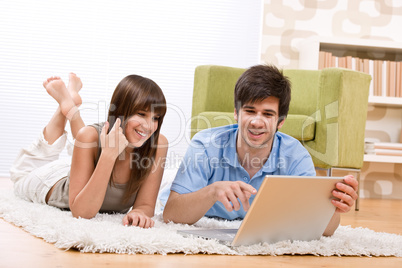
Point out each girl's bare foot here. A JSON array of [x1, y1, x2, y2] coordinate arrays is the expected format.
[[67, 72, 83, 106], [43, 77, 78, 120]]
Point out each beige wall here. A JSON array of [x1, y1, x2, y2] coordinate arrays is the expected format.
[[261, 0, 402, 199]]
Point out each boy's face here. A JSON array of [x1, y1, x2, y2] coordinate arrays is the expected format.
[[234, 97, 285, 150]]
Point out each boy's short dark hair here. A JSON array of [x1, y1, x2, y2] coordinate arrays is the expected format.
[[234, 64, 291, 124]]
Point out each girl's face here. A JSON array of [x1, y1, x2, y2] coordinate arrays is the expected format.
[[124, 110, 160, 148]]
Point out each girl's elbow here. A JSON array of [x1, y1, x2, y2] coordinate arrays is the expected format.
[[71, 207, 96, 219]]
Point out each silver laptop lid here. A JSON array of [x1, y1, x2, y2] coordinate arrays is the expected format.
[[231, 175, 343, 246]]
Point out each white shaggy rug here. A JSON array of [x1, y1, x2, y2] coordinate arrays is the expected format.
[[0, 189, 401, 256]]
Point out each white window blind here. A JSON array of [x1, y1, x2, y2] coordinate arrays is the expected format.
[[0, 0, 262, 176]]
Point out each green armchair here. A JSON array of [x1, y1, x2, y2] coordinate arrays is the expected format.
[[191, 65, 371, 209]]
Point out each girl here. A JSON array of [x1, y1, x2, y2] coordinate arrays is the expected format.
[[10, 73, 168, 228]]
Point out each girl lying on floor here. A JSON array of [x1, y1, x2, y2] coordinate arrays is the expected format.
[[10, 73, 168, 228]]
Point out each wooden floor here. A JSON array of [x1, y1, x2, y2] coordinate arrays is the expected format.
[[1, 178, 401, 268]]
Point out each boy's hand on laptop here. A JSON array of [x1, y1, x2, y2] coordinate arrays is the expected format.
[[212, 181, 257, 212], [331, 175, 358, 213]]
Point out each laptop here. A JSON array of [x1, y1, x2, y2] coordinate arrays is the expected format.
[[177, 175, 343, 246]]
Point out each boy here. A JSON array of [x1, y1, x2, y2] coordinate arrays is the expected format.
[[163, 65, 358, 236]]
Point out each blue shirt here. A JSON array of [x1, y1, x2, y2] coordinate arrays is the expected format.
[[167, 124, 315, 220]]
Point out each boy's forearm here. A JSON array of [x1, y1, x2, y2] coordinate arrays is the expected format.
[[163, 186, 216, 224], [322, 212, 340, 236]]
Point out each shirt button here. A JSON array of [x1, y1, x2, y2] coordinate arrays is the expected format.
[[243, 177, 248, 181]]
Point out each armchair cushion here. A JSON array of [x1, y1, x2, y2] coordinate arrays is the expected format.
[[280, 115, 315, 141]]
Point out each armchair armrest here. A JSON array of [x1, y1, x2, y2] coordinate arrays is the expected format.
[[301, 68, 371, 169]]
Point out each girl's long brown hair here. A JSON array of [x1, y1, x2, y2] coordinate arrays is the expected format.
[[107, 74, 166, 203]]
